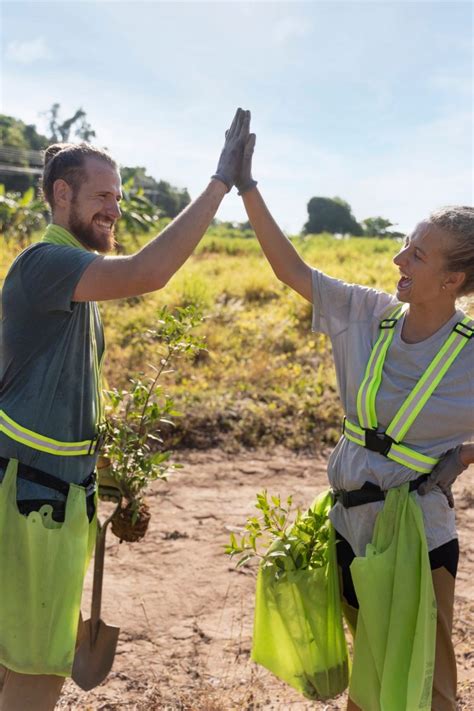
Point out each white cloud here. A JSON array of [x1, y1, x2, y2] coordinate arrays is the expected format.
[[6, 37, 53, 64], [271, 17, 311, 46], [430, 72, 473, 98]]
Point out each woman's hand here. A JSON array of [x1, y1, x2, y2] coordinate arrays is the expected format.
[[418, 445, 468, 507], [211, 108, 250, 192], [235, 133, 258, 195]]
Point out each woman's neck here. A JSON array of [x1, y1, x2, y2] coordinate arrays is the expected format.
[[401, 302, 457, 344]]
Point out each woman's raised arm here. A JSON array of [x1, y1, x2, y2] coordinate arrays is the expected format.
[[237, 135, 312, 303]]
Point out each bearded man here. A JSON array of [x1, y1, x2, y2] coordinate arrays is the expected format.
[[0, 108, 249, 710]]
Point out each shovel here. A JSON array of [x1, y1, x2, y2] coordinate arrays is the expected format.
[[72, 487, 122, 691]]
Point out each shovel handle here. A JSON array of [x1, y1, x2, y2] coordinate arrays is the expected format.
[[90, 497, 122, 629]]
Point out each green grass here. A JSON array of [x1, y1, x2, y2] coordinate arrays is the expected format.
[[4, 225, 468, 452]]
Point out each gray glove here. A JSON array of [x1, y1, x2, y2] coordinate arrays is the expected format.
[[418, 445, 467, 508], [211, 108, 250, 191], [236, 133, 258, 195]]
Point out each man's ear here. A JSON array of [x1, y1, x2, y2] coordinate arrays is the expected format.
[[53, 179, 72, 209]]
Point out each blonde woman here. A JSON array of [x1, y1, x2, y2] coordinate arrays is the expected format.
[[235, 135, 473, 711]]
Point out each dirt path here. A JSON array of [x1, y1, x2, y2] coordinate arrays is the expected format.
[[58, 449, 474, 710]]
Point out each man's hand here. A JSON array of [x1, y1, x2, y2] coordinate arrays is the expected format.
[[211, 108, 250, 191], [236, 133, 258, 195], [418, 445, 468, 507]]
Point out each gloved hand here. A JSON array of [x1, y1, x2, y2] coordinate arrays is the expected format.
[[211, 108, 250, 191], [418, 445, 467, 508], [235, 133, 258, 195]]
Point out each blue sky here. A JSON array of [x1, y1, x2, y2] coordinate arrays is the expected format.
[[1, 1, 472, 234]]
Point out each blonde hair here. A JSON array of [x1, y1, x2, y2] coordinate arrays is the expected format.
[[429, 205, 474, 297]]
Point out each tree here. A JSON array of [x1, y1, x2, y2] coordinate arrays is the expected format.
[[121, 166, 190, 218], [303, 196, 362, 236], [361, 216, 394, 237], [43, 103, 96, 143], [0, 114, 49, 192]]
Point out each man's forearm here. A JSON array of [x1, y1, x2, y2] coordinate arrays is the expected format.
[[242, 188, 312, 301], [131, 179, 227, 292]]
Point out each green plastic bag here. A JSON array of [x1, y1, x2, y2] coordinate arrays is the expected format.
[[0, 459, 97, 676], [349, 483, 437, 711], [251, 489, 349, 700]]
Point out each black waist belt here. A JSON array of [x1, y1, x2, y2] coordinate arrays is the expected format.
[[0, 456, 96, 498], [333, 475, 427, 508], [0, 456, 97, 523]]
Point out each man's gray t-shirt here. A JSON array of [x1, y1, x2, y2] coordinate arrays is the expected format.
[[0, 242, 102, 500], [311, 269, 474, 555]]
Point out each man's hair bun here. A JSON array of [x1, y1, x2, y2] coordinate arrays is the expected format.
[[43, 143, 75, 166]]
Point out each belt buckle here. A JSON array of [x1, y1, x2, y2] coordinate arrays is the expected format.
[[334, 489, 351, 508], [365, 428, 393, 456], [84, 474, 97, 497]]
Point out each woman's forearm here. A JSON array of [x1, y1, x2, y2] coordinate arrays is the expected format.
[[242, 188, 312, 302]]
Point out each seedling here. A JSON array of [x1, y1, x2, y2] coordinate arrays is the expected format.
[[226, 490, 331, 579]]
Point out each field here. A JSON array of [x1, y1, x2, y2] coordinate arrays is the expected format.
[[1, 229, 473, 709], [1, 228, 407, 451], [94, 230, 405, 452]]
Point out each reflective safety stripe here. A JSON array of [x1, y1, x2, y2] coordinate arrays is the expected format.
[[343, 418, 439, 474], [0, 410, 98, 457], [386, 315, 474, 442], [356, 304, 406, 429], [345, 311, 473, 474], [1, 250, 106, 457]]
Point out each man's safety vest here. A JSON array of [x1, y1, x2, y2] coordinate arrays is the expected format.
[[0, 225, 100, 676], [343, 304, 474, 474], [0, 227, 105, 457]]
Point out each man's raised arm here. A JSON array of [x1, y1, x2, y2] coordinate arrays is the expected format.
[[73, 109, 250, 302]]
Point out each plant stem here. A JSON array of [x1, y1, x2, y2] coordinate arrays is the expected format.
[[137, 345, 172, 438]]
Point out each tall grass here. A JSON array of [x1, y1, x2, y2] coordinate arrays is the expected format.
[[4, 226, 464, 451]]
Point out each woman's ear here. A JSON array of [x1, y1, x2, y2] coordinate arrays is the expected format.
[[443, 271, 466, 295]]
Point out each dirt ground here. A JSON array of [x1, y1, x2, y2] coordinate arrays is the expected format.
[[58, 449, 474, 710]]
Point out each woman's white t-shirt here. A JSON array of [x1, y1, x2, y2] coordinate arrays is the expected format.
[[311, 269, 474, 556]]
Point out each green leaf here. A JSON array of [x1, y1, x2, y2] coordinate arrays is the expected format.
[[236, 554, 253, 568], [19, 187, 34, 207]]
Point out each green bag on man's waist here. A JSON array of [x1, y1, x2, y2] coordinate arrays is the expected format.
[[0, 459, 96, 676]]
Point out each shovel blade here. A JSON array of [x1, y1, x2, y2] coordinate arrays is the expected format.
[[71, 618, 120, 691]]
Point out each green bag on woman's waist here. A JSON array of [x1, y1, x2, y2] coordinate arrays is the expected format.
[[0, 459, 96, 676], [252, 489, 349, 700], [349, 483, 437, 711]]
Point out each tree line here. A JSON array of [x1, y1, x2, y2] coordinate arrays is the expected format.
[[0, 106, 401, 238], [303, 196, 403, 239], [0, 106, 190, 220]]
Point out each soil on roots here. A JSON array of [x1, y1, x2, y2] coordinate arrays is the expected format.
[[111, 501, 151, 543]]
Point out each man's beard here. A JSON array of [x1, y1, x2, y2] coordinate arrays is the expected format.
[[69, 202, 116, 254]]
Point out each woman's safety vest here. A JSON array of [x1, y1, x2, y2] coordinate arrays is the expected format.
[[0, 224, 101, 675], [343, 304, 474, 474]]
